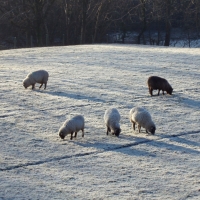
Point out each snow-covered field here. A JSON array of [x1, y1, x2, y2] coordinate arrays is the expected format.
[[0, 44, 200, 199]]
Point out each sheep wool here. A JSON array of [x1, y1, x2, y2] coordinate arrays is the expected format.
[[23, 70, 49, 89], [104, 108, 121, 137], [59, 115, 85, 140], [130, 107, 156, 134], [147, 76, 173, 96]]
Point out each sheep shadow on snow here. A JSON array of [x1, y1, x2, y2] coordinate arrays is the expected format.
[[172, 92, 200, 109], [169, 136, 200, 148], [72, 133, 200, 157], [36, 90, 107, 103], [73, 139, 153, 157], [149, 91, 200, 109], [180, 97, 200, 109]]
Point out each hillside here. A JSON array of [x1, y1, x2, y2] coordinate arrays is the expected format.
[[0, 44, 200, 199]]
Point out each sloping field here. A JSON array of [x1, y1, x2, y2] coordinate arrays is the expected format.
[[0, 44, 200, 199]]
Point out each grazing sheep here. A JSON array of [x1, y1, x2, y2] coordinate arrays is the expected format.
[[23, 70, 49, 89], [147, 76, 173, 96], [104, 108, 121, 137], [59, 115, 85, 140], [130, 107, 156, 134]]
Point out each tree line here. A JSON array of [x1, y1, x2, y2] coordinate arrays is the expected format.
[[0, 0, 199, 49]]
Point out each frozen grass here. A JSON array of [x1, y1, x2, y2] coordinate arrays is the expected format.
[[0, 44, 200, 199]]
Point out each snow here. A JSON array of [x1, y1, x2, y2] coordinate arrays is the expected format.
[[0, 44, 200, 199]]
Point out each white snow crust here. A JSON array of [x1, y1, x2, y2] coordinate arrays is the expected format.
[[0, 44, 200, 199]]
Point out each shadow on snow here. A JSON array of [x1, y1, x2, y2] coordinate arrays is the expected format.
[[36, 90, 107, 103]]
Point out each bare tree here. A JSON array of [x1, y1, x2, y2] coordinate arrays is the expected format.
[[0, 0, 56, 47], [0, 0, 200, 49], [137, 0, 148, 44]]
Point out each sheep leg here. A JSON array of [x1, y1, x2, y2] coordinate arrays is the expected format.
[[157, 90, 160, 96], [106, 126, 111, 135], [44, 83, 47, 89], [138, 125, 141, 133], [74, 132, 77, 138], [162, 90, 165, 95], [132, 122, 136, 130], [81, 129, 84, 137], [149, 88, 153, 96], [146, 129, 148, 133], [32, 84, 35, 89], [39, 83, 43, 89], [70, 132, 74, 140], [106, 128, 109, 135]]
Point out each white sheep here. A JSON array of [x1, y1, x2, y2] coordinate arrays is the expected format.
[[129, 107, 156, 134], [104, 108, 121, 137], [23, 70, 49, 89], [58, 115, 85, 140]]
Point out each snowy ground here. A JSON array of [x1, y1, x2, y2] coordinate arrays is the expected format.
[[0, 44, 200, 199]]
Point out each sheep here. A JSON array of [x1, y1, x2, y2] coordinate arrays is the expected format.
[[147, 76, 173, 96], [129, 107, 156, 134], [23, 70, 49, 89], [58, 115, 85, 140], [104, 108, 121, 137]]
